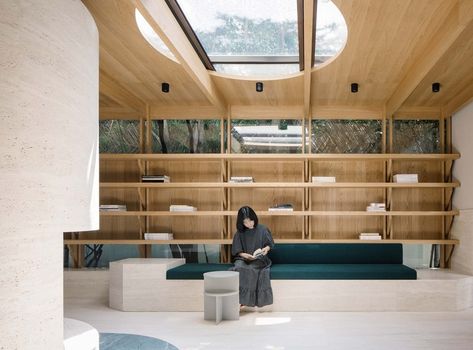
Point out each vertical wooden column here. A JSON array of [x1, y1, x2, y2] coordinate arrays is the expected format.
[[225, 106, 232, 262], [382, 112, 387, 239], [387, 116, 394, 238], [144, 104, 152, 258], [440, 114, 446, 267]]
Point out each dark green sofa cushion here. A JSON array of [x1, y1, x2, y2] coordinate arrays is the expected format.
[[268, 243, 403, 264], [166, 263, 233, 280], [270, 264, 417, 280]]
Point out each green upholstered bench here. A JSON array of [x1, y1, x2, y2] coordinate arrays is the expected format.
[[166, 243, 417, 280]]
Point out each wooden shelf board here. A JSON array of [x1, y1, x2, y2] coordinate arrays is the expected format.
[[64, 239, 459, 245], [100, 182, 460, 189], [100, 153, 460, 161], [99, 210, 459, 217]]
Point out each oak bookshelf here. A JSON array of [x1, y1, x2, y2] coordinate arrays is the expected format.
[[65, 152, 460, 267]]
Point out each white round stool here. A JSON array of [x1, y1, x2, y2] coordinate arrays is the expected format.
[[204, 271, 239, 324], [64, 318, 99, 350]]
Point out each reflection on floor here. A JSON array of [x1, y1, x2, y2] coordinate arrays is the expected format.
[[100, 333, 178, 350], [65, 302, 473, 350]]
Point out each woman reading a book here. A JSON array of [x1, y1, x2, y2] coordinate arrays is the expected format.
[[230, 206, 275, 308]]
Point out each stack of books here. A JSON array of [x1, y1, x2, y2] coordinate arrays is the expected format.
[[142, 175, 170, 183], [100, 204, 127, 212], [144, 233, 173, 240], [268, 203, 294, 212], [312, 176, 336, 183], [366, 203, 386, 212], [359, 233, 382, 240], [229, 176, 254, 183], [393, 174, 418, 183], [169, 205, 197, 212]]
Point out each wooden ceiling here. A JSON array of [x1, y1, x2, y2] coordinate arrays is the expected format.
[[82, 0, 473, 118]]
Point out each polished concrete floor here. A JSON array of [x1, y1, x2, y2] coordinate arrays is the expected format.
[[65, 302, 473, 350]]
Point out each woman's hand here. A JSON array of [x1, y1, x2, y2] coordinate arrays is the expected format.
[[262, 246, 270, 255], [239, 252, 255, 260]]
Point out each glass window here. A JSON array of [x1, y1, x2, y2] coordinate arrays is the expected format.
[[231, 119, 303, 153], [99, 120, 140, 153], [135, 9, 178, 62], [152, 119, 221, 153], [393, 120, 440, 153], [213, 63, 300, 77], [312, 119, 382, 153], [177, 0, 299, 76], [314, 0, 348, 65]]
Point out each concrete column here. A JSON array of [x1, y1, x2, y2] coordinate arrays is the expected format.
[[0, 0, 99, 348], [451, 100, 473, 275]]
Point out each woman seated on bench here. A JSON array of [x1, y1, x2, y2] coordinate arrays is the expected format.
[[230, 206, 275, 308]]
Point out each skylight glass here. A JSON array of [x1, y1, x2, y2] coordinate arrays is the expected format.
[[213, 64, 300, 77], [135, 9, 178, 63], [315, 0, 347, 64], [177, 0, 299, 56]]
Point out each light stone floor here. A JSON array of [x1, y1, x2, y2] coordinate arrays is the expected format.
[[65, 302, 473, 350]]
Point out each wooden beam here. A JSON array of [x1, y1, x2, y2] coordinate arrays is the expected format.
[[394, 106, 442, 119], [150, 105, 221, 119], [99, 107, 142, 120], [303, 0, 316, 120], [385, 1, 472, 117], [231, 105, 304, 119], [313, 105, 383, 119], [100, 70, 145, 114], [133, 0, 227, 114], [443, 76, 473, 116]]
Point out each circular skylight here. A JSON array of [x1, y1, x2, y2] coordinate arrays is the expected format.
[[135, 9, 178, 63]]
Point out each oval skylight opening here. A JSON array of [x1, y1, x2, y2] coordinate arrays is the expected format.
[[315, 0, 347, 65], [175, 0, 347, 77], [135, 9, 179, 63]]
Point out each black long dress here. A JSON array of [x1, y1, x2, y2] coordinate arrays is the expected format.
[[230, 224, 275, 307]]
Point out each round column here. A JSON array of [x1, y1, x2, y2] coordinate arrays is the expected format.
[[0, 0, 99, 348]]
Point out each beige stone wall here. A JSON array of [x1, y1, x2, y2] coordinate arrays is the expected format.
[[0, 0, 98, 348], [451, 100, 473, 275]]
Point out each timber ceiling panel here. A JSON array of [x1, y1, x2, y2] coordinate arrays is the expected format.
[[85, 0, 473, 115], [82, 0, 211, 106], [311, 0, 455, 106], [404, 21, 473, 107]]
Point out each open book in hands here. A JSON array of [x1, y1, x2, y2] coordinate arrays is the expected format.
[[252, 248, 264, 258]]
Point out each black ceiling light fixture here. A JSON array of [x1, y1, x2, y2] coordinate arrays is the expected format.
[[351, 83, 359, 93], [162, 82, 170, 93], [432, 82, 440, 93], [256, 82, 264, 92]]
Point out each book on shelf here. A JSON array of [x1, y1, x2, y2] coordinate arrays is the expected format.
[[229, 176, 254, 183], [393, 174, 418, 183], [268, 203, 294, 212], [366, 202, 386, 212], [359, 233, 382, 240], [100, 204, 127, 212], [312, 176, 336, 183], [141, 175, 170, 183], [169, 204, 197, 212], [144, 233, 173, 240]]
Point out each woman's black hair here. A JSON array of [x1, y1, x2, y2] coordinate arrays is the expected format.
[[236, 206, 258, 232]]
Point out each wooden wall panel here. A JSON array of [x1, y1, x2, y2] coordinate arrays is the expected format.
[[311, 217, 384, 239], [311, 160, 384, 182], [230, 217, 303, 240]]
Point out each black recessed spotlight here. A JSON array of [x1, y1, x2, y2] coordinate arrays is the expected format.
[[432, 82, 440, 93], [351, 83, 359, 93], [256, 81, 264, 92], [162, 82, 170, 93]]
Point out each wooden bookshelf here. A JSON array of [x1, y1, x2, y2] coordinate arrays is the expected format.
[[64, 239, 459, 245], [64, 152, 460, 266]]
